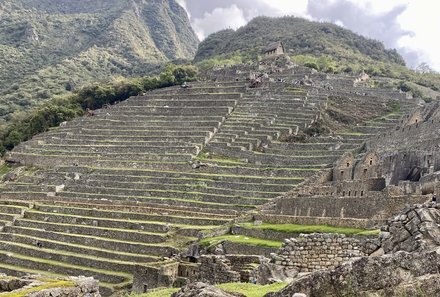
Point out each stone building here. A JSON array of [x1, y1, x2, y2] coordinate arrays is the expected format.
[[264, 41, 285, 56]]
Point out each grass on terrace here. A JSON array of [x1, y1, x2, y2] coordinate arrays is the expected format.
[[0, 279, 75, 297], [239, 223, 380, 236], [135, 282, 287, 297], [199, 235, 283, 248]]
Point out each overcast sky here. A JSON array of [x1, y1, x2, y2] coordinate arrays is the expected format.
[[176, 0, 440, 72]]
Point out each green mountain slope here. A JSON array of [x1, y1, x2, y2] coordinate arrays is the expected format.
[[0, 0, 198, 119], [195, 16, 405, 66]]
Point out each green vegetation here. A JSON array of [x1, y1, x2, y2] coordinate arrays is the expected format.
[[134, 282, 287, 297], [0, 0, 198, 119], [0, 64, 197, 155], [217, 282, 288, 297], [195, 16, 440, 97], [199, 235, 283, 248], [195, 16, 404, 66], [240, 223, 380, 236], [0, 279, 74, 297]]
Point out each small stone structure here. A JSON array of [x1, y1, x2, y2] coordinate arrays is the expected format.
[[198, 256, 241, 284], [264, 41, 285, 56], [272, 234, 368, 272], [133, 255, 241, 294]]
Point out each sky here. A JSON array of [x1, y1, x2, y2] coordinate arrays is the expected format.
[[176, 0, 440, 72]]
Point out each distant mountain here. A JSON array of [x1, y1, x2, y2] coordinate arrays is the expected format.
[[0, 0, 198, 119], [195, 16, 405, 66]]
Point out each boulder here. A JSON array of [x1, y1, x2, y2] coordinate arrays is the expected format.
[[253, 260, 298, 285], [381, 204, 440, 253], [171, 282, 245, 297], [265, 248, 440, 297]]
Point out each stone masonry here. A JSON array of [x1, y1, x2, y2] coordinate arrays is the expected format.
[[198, 255, 240, 285], [272, 233, 366, 272]]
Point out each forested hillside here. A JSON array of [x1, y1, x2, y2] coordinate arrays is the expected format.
[[195, 16, 404, 66], [195, 16, 440, 96], [0, 0, 199, 119]]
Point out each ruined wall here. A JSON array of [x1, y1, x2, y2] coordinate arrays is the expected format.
[[271, 234, 369, 272], [132, 263, 179, 294], [197, 255, 240, 285]]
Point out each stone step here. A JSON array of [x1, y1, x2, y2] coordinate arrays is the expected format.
[[74, 173, 300, 191], [70, 119, 224, 127], [55, 167, 305, 185], [33, 135, 209, 144], [27, 138, 207, 146], [0, 205, 26, 215], [10, 151, 193, 162], [137, 93, 242, 100], [0, 249, 129, 284], [151, 86, 246, 94], [3, 225, 177, 256], [119, 100, 238, 107], [24, 210, 170, 233], [58, 188, 270, 207], [0, 232, 159, 264], [1, 189, 250, 216], [14, 218, 168, 244], [80, 180, 280, 198], [0, 213, 17, 221], [33, 204, 230, 226], [0, 240, 138, 274], [49, 127, 215, 134]]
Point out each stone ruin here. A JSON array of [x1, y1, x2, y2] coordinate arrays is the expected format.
[[0, 54, 438, 296], [263, 204, 440, 297]]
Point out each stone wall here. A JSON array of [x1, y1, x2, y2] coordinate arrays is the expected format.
[[267, 249, 440, 297], [132, 263, 179, 294], [269, 193, 428, 225], [198, 255, 240, 285], [271, 233, 367, 272]]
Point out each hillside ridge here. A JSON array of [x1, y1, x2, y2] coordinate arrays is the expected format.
[[195, 16, 404, 66], [0, 0, 198, 120]]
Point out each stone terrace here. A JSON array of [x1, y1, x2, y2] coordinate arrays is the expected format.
[[0, 67, 416, 294]]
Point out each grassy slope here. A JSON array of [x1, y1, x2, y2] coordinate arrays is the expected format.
[[239, 223, 379, 236], [0, 0, 198, 120], [135, 282, 287, 297]]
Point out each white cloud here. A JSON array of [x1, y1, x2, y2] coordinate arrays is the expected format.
[[176, 0, 440, 71], [175, 0, 190, 17], [397, 1, 440, 70], [192, 5, 247, 40], [335, 19, 344, 27], [259, 0, 310, 18]]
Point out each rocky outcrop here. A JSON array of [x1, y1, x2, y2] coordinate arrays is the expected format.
[[28, 277, 100, 297], [266, 249, 440, 297], [171, 282, 245, 297], [380, 204, 440, 253], [252, 260, 298, 285], [0, 276, 100, 297]]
